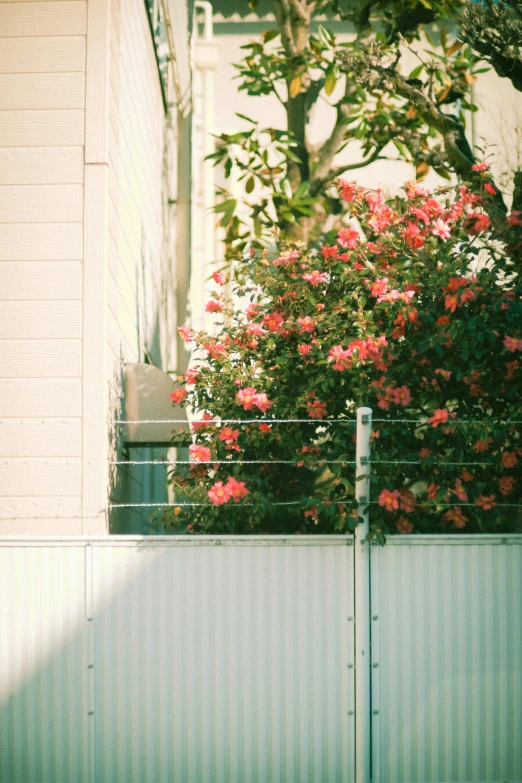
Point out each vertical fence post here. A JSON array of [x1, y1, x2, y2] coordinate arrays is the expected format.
[[355, 406, 372, 783]]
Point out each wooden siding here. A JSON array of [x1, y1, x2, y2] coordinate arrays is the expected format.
[[0, 0, 85, 533], [107, 0, 172, 532]]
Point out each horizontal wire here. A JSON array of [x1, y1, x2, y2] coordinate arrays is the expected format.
[[114, 418, 357, 425], [0, 458, 355, 466], [373, 460, 496, 467], [372, 418, 522, 425], [370, 501, 522, 508]]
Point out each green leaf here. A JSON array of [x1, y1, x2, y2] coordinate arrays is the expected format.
[[245, 175, 255, 194], [262, 29, 279, 43], [235, 113, 257, 124], [409, 64, 424, 80], [324, 65, 337, 96]]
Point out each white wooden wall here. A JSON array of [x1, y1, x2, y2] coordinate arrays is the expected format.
[[106, 0, 176, 533], [0, 0, 179, 535], [0, 0, 86, 534]]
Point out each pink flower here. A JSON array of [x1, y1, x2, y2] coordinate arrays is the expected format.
[[208, 481, 231, 505], [302, 270, 329, 285], [378, 489, 401, 512], [247, 323, 266, 337], [212, 271, 225, 285], [450, 479, 468, 502], [170, 388, 188, 405], [399, 488, 416, 513], [328, 345, 352, 371], [219, 427, 240, 445], [392, 385, 411, 407], [237, 387, 258, 410], [467, 212, 491, 234], [253, 393, 273, 413], [338, 179, 359, 202], [472, 162, 489, 172], [205, 300, 223, 313], [432, 218, 451, 240], [337, 227, 359, 249], [272, 250, 299, 267], [185, 368, 200, 385], [369, 278, 388, 298], [504, 335, 522, 352], [226, 476, 249, 502], [476, 494, 497, 510], [178, 323, 191, 342], [365, 189, 384, 211], [428, 408, 449, 427], [189, 443, 211, 462], [298, 343, 312, 357], [263, 312, 284, 332], [297, 316, 315, 333]]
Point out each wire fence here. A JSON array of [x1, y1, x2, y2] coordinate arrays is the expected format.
[[1, 411, 521, 514]]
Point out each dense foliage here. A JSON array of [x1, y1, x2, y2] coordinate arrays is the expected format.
[[168, 173, 522, 540]]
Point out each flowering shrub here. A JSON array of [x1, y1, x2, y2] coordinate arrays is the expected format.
[[167, 175, 522, 540]]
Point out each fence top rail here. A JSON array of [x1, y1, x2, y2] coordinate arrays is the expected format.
[[0, 534, 355, 547], [0, 534, 521, 547]]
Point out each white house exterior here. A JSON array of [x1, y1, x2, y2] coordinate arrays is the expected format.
[[0, 0, 194, 535]]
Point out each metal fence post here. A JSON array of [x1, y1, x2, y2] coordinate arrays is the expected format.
[[355, 406, 372, 783]]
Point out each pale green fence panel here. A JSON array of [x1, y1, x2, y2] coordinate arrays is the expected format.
[[371, 535, 522, 783], [92, 536, 355, 783]]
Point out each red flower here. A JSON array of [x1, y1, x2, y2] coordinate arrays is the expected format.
[[378, 489, 401, 512], [170, 388, 188, 405], [474, 439, 492, 452], [397, 517, 414, 534], [427, 483, 440, 500], [306, 399, 328, 419], [503, 335, 522, 352], [398, 488, 416, 512], [472, 162, 489, 172], [219, 427, 240, 445], [498, 476, 516, 496], [258, 423, 272, 433], [205, 299, 223, 313], [476, 494, 497, 510], [298, 344, 313, 357], [428, 408, 449, 427], [443, 507, 468, 528], [501, 451, 518, 469], [321, 245, 338, 259], [212, 271, 225, 285], [263, 312, 284, 332]]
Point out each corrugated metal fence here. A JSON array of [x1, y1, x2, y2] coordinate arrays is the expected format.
[[0, 534, 521, 783]]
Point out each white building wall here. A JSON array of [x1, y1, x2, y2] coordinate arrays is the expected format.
[[0, 0, 183, 535], [0, 0, 87, 534]]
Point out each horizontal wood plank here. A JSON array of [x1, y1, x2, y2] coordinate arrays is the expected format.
[[0, 147, 84, 184], [0, 223, 82, 260], [0, 1, 86, 37], [0, 338, 81, 376], [0, 36, 86, 73], [0, 300, 81, 338], [0, 377, 81, 417], [0, 260, 82, 299], [0, 110, 84, 147], [0, 461, 81, 496], [0, 420, 81, 456], [0, 185, 83, 222], [0, 72, 85, 110]]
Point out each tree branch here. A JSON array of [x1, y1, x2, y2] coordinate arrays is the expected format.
[[273, 0, 296, 57], [382, 67, 508, 213]]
